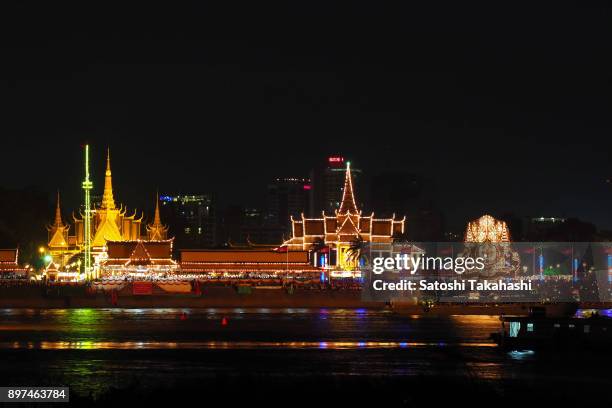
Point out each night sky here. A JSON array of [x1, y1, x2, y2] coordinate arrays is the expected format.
[[1, 1, 611, 230]]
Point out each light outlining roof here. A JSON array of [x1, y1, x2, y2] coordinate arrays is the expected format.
[[147, 191, 169, 240], [281, 161, 405, 252], [338, 161, 359, 215], [100, 147, 116, 210], [465, 214, 511, 243], [52, 190, 65, 229], [47, 190, 69, 248]]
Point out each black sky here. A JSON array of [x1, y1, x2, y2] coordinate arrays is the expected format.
[[1, 1, 611, 230]]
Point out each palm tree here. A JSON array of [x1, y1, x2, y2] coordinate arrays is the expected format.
[[345, 236, 365, 267], [392, 231, 410, 243]]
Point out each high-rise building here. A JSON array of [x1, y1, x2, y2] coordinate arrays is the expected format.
[[524, 216, 597, 241], [370, 171, 443, 241], [309, 156, 362, 216], [160, 194, 217, 248], [370, 171, 423, 217], [267, 177, 310, 228], [219, 206, 286, 246]]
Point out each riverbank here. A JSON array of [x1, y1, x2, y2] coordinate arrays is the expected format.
[[0, 285, 583, 316]]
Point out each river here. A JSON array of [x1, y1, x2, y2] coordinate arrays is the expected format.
[[0, 308, 610, 406]]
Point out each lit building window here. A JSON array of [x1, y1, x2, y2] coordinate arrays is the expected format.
[[527, 323, 534, 332], [509, 322, 521, 337]]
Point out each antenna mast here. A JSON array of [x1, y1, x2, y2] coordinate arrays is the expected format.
[[82, 145, 93, 280]]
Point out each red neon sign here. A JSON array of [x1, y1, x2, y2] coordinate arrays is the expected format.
[[328, 156, 344, 164]]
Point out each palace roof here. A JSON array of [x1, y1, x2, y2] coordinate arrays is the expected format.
[[0, 249, 18, 263], [283, 162, 404, 249], [180, 249, 320, 273], [68, 148, 144, 249], [146, 192, 169, 241], [47, 191, 69, 249], [0, 249, 26, 273], [102, 239, 177, 267]]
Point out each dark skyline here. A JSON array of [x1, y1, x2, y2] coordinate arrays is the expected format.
[[1, 1, 611, 230]]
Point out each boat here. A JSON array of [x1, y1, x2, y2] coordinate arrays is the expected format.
[[491, 308, 612, 350]]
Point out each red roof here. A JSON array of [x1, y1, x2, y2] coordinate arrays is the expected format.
[[106, 240, 173, 259], [0, 249, 17, 263], [181, 263, 321, 273], [102, 240, 176, 267], [0, 249, 25, 273], [180, 250, 309, 263]]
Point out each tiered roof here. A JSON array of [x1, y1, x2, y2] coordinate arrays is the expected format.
[[47, 191, 69, 249], [146, 192, 169, 240], [0, 249, 27, 274], [283, 162, 404, 249], [91, 150, 124, 246], [102, 239, 177, 267]]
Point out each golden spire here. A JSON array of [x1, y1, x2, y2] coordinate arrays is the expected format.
[[147, 191, 168, 240], [48, 190, 68, 248], [153, 191, 162, 225], [338, 161, 358, 214], [53, 190, 65, 228], [101, 147, 116, 210]]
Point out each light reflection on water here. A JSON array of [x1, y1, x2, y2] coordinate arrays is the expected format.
[[508, 350, 536, 360], [0, 307, 500, 349], [2, 340, 496, 350], [2, 308, 612, 400]]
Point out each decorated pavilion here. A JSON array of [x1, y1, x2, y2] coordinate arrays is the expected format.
[[463, 215, 518, 277], [0, 249, 27, 278], [180, 248, 320, 277], [46, 149, 147, 276], [47, 191, 80, 266], [84, 149, 144, 252], [281, 162, 405, 270], [464, 214, 511, 243], [99, 239, 178, 278]]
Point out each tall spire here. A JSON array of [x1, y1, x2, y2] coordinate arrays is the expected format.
[[154, 191, 162, 225], [101, 147, 116, 210], [338, 161, 358, 214], [48, 189, 68, 249], [147, 191, 168, 240], [53, 190, 64, 228]]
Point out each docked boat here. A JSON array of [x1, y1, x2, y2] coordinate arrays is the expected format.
[[491, 309, 612, 350]]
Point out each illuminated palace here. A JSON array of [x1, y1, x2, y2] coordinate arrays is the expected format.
[[464, 214, 511, 243], [282, 162, 405, 271], [463, 214, 518, 277], [100, 195, 178, 278], [47, 149, 168, 277]]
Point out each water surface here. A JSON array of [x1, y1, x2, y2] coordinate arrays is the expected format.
[[0, 308, 610, 405]]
